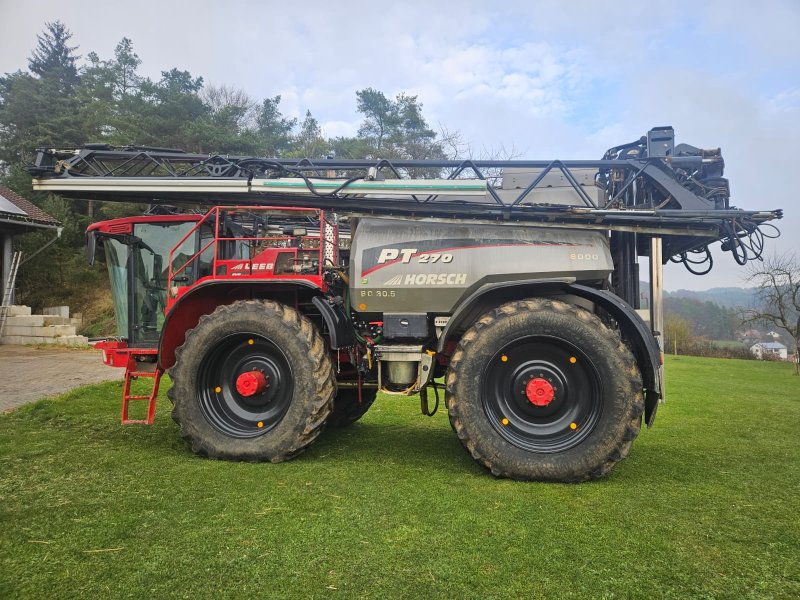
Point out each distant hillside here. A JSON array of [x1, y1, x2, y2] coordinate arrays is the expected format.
[[665, 287, 759, 309], [639, 284, 758, 309], [638, 284, 757, 341], [663, 296, 739, 340]]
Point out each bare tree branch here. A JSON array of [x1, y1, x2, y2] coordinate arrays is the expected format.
[[201, 84, 258, 129], [742, 252, 800, 374]]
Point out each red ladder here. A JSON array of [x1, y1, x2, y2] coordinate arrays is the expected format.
[[122, 358, 163, 425]]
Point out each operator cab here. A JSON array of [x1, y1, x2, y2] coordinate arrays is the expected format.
[[87, 215, 205, 347], [86, 207, 334, 347]]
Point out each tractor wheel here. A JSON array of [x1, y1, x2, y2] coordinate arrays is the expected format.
[[168, 300, 335, 461], [446, 298, 643, 482], [327, 387, 378, 428]]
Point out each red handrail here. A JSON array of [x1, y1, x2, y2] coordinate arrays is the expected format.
[[167, 207, 219, 289], [166, 206, 327, 292]]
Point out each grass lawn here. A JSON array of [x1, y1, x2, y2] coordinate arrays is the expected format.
[[1, 356, 798, 598]]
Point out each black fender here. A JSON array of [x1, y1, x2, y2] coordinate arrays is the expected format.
[[311, 296, 356, 349], [568, 284, 662, 427], [438, 279, 662, 427], [436, 277, 575, 353]]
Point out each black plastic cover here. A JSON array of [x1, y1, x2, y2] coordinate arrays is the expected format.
[[312, 296, 356, 349], [383, 313, 429, 339]]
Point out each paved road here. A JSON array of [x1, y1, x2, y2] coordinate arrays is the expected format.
[[0, 345, 123, 412]]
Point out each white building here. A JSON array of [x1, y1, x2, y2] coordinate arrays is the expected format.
[[750, 342, 788, 360]]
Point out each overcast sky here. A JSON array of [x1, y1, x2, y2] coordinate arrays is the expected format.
[[1, 0, 798, 290]]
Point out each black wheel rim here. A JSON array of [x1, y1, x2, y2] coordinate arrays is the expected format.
[[482, 335, 602, 453], [198, 333, 294, 438]]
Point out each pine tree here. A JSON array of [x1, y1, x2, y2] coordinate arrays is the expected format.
[[27, 21, 80, 92]]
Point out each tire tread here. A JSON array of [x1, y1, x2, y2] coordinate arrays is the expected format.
[[446, 298, 644, 482]]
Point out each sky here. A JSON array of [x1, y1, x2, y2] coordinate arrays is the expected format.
[[1, 0, 798, 290]]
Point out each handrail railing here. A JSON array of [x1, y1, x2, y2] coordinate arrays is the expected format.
[[166, 206, 326, 295], [167, 207, 219, 288]]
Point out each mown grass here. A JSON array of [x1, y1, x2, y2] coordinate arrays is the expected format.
[[1, 356, 798, 599]]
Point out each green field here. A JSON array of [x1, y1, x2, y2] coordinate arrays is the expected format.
[[1, 356, 798, 598]]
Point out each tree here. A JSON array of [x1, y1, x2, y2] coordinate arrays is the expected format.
[[256, 95, 296, 156], [391, 92, 442, 159], [356, 88, 394, 153], [327, 135, 372, 160], [110, 38, 142, 100], [741, 253, 800, 374], [76, 51, 117, 141], [75, 37, 148, 145], [354, 88, 444, 163], [141, 69, 206, 150], [0, 22, 83, 163], [289, 110, 328, 158], [185, 84, 258, 154], [664, 296, 738, 341], [27, 21, 80, 92], [664, 314, 694, 355], [202, 85, 255, 125]]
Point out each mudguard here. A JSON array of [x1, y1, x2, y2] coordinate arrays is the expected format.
[[157, 279, 320, 371], [567, 284, 662, 427], [311, 296, 356, 349]]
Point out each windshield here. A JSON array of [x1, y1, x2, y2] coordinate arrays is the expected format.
[[131, 222, 196, 345]]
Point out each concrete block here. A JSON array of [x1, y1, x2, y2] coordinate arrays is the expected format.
[[1, 334, 88, 346], [6, 305, 31, 317], [4, 315, 44, 327], [41, 325, 77, 337], [55, 335, 89, 346], [3, 325, 35, 336], [6, 324, 75, 337], [42, 306, 70, 318], [42, 316, 72, 326], [0, 335, 52, 345]]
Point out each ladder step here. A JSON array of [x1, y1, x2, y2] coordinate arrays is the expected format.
[[121, 365, 163, 425]]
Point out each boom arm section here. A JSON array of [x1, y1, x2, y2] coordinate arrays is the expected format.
[[28, 127, 781, 265]]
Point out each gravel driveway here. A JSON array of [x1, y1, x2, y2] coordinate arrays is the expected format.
[[0, 345, 123, 412]]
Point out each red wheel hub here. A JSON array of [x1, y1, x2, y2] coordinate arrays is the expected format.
[[235, 370, 268, 397], [525, 377, 555, 406]]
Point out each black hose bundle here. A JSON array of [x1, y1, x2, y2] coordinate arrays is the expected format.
[[669, 247, 714, 275], [671, 219, 781, 274]]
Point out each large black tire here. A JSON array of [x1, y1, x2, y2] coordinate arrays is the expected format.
[[168, 300, 335, 461], [327, 387, 378, 428], [446, 298, 643, 482]]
